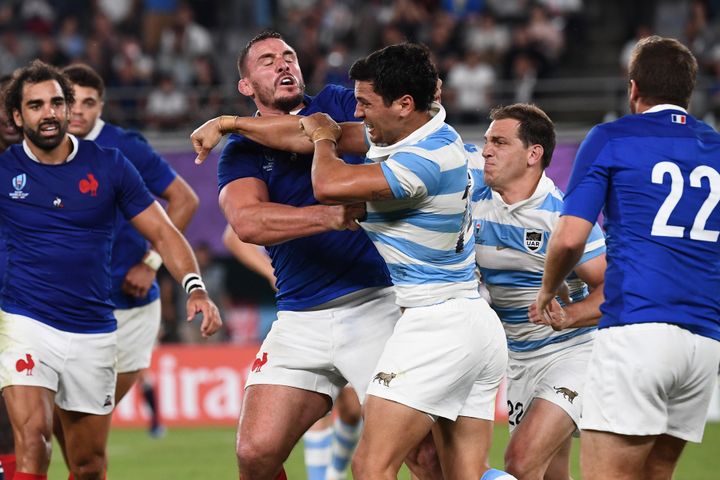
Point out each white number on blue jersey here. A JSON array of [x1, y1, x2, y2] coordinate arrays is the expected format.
[[651, 161, 720, 241]]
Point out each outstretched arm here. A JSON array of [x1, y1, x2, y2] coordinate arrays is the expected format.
[[191, 115, 368, 164], [131, 202, 222, 338]]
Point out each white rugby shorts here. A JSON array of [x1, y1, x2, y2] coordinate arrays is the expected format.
[[0, 310, 117, 415], [115, 299, 161, 373], [580, 323, 720, 442], [245, 287, 400, 404], [506, 340, 593, 433], [366, 297, 508, 421]]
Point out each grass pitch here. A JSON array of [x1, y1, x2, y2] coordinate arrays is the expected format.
[[48, 422, 720, 479]]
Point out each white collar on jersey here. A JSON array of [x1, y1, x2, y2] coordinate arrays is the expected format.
[[23, 134, 80, 164], [366, 102, 446, 161], [643, 104, 688, 114], [84, 118, 105, 141], [491, 173, 555, 212]]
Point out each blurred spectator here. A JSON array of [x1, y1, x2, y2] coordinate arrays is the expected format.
[[145, 73, 190, 130], [20, 0, 55, 35], [464, 12, 511, 63], [142, 0, 179, 54], [441, 0, 486, 18], [526, 3, 565, 67], [619, 24, 652, 74], [57, 16, 86, 61], [446, 50, 496, 122], [190, 55, 223, 119], [486, 0, 529, 22], [0, 32, 33, 76], [157, 3, 212, 85], [511, 52, 538, 103], [36, 34, 70, 67]]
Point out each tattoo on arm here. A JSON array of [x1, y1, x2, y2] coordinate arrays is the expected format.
[[371, 188, 394, 201]]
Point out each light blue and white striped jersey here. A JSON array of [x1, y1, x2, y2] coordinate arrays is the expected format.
[[469, 146, 606, 358], [362, 106, 479, 307]]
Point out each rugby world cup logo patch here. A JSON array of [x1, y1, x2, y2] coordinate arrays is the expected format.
[[524, 229, 544, 252], [9, 173, 29, 199]]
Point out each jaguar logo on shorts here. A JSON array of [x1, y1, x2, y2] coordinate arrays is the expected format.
[[373, 372, 396, 387], [251, 352, 268, 373], [553, 386, 578, 404], [103, 395, 113, 407], [15, 353, 35, 376], [524, 229, 544, 252]]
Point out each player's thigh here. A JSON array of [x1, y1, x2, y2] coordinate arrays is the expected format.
[[643, 434, 686, 478], [580, 430, 656, 480], [55, 409, 112, 468], [505, 398, 576, 467], [237, 384, 332, 458], [114, 299, 161, 374], [1, 385, 55, 442], [0, 396, 14, 453], [432, 415, 494, 479], [356, 394, 434, 470]]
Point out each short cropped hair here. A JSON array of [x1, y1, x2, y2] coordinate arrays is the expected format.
[[62, 64, 105, 98], [237, 30, 284, 78], [4, 60, 75, 128], [349, 43, 438, 112], [490, 103, 556, 169], [628, 36, 697, 109]]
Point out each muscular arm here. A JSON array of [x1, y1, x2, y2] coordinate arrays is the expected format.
[[311, 140, 393, 204], [131, 202, 221, 337], [191, 115, 368, 164], [160, 175, 199, 232], [220, 177, 365, 246], [222, 224, 277, 289]]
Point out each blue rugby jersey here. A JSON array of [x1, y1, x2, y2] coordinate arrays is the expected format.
[[86, 120, 177, 309], [218, 84, 391, 311], [469, 145, 605, 357], [363, 106, 478, 307], [0, 137, 155, 333], [563, 105, 720, 341]]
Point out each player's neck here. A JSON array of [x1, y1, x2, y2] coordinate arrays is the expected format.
[[256, 103, 303, 117], [496, 173, 542, 205], [390, 111, 432, 145], [26, 134, 73, 165]]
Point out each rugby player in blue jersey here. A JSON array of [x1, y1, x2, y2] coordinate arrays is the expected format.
[[538, 36, 720, 480], [195, 32, 399, 480], [0, 74, 21, 480], [62, 64, 198, 436], [0, 60, 221, 480]]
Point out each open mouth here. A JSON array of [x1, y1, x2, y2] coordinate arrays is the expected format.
[[39, 122, 60, 136], [276, 75, 296, 87]]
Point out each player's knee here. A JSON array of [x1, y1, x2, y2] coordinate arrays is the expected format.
[[15, 423, 52, 463], [504, 444, 539, 479], [235, 435, 283, 476]]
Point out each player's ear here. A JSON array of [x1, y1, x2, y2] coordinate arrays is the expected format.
[[396, 94, 414, 117], [238, 78, 253, 97], [12, 109, 23, 129], [528, 144, 544, 167]]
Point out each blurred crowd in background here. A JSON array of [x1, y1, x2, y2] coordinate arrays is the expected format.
[[2, 0, 720, 129]]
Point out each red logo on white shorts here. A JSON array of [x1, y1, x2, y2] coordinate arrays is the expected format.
[[16, 353, 35, 376], [251, 352, 268, 373]]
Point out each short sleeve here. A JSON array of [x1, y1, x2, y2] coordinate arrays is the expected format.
[[120, 131, 177, 196], [381, 151, 441, 199], [218, 135, 267, 192], [114, 150, 155, 220]]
